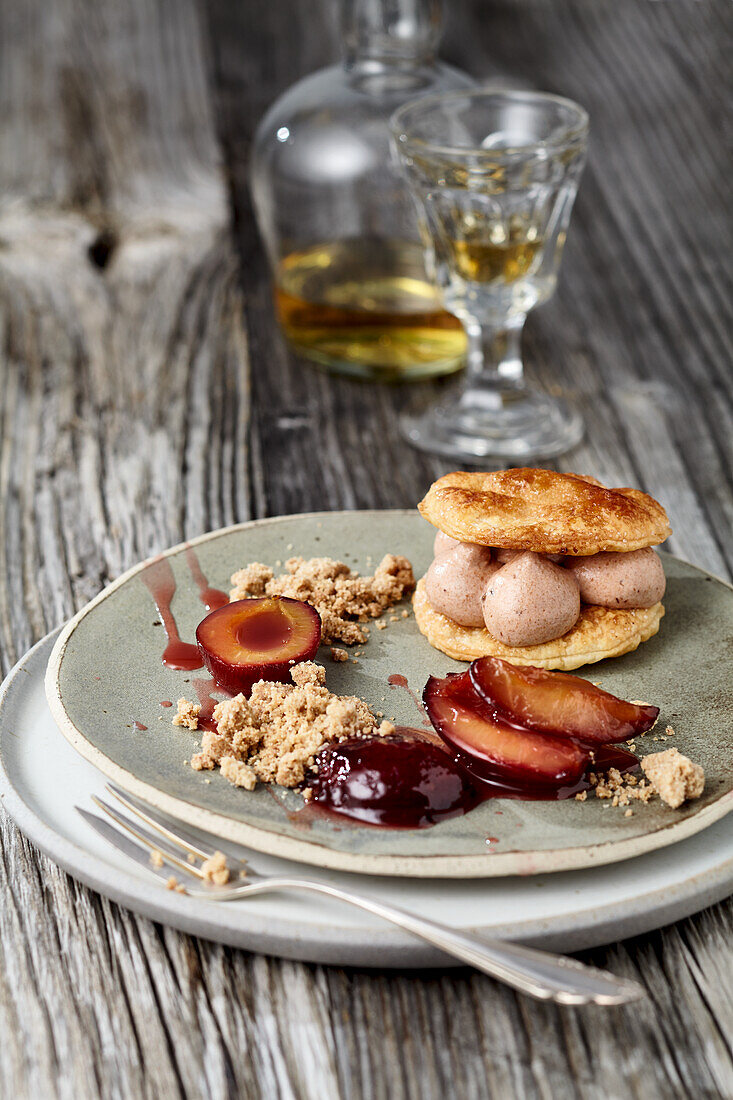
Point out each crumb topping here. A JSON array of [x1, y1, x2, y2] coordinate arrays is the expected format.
[[229, 554, 415, 644], [589, 767, 655, 807], [641, 749, 704, 809], [173, 698, 201, 730], [219, 757, 258, 790], [187, 660, 392, 789], [330, 647, 348, 662], [201, 851, 230, 886]]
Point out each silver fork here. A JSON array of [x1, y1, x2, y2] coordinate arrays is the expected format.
[[77, 784, 644, 1006]]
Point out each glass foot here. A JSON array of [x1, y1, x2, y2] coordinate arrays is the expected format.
[[400, 387, 584, 461]]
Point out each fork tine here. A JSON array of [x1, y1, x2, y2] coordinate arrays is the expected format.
[[76, 808, 196, 889], [106, 783, 210, 861], [106, 783, 249, 869], [91, 795, 205, 880]]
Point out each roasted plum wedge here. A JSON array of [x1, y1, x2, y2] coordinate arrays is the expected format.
[[196, 596, 321, 696], [424, 670, 591, 790], [469, 657, 659, 745]]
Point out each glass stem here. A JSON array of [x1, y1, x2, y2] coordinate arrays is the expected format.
[[464, 316, 526, 393]]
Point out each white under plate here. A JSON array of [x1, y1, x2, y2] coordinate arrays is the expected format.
[[1, 630, 732, 966]]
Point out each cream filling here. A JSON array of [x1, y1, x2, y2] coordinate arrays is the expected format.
[[426, 545, 665, 647]]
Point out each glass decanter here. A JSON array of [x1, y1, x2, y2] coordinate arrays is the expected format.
[[250, 0, 473, 381]]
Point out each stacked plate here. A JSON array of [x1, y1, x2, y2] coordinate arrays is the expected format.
[[2, 512, 731, 965]]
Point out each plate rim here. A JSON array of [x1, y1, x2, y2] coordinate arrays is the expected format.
[[3, 630, 733, 962], [43, 511, 733, 879]]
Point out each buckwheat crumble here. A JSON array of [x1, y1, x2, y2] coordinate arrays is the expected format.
[[641, 749, 704, 809], [219, 757, 258, 790], [589, 768, 655, 808], [201, 851, 230, 886], [173, 698, 201, 729], [330, 647, 348, 662], [228, 554, 415, 644], [186, 661, 394, 790]]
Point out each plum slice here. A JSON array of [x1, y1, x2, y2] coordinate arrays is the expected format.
[[424, 671, 590, 790], [469, 657, 659, 745], [196, 597, 321, 696]]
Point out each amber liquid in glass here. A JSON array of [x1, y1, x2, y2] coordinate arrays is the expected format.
[[449, 237, 543, 285], [275, 239, 467, 381]]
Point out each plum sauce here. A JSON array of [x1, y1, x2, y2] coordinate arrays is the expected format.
[[309, 731, 481, 828]]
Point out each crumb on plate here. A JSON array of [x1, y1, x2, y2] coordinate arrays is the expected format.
[[228, 554, 415, 644], [590, 768, 654, 808], [201, 850, 230, 886], [173, 698, 201, 730], [641, 748, 704, 809]]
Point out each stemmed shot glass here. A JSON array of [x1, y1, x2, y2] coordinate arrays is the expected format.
[[390, 89, 589, 460]]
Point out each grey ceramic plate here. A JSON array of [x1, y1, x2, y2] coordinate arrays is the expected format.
[[5, 631, 733, 963], [45, 511, 733, 878], [6, 633, 733, 962]]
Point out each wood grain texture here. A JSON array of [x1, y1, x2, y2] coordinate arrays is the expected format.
[[1, 0, 732, 1097]]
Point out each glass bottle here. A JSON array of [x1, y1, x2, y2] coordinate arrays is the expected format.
[[250, 0, 473, 381]]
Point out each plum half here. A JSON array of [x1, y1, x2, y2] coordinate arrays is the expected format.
[[196, 597, 321, 696], [469, 657, 659, 745], [424, 671, 591, 791]]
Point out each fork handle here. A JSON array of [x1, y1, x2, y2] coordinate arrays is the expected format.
[[216, 876, 642, 1004]]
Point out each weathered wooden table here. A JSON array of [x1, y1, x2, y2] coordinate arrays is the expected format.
[[1, 1, 731, 1096]]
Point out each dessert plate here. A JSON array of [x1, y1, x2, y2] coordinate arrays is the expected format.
[[44, 511, 733, 878], [4, 632, 733, 962]]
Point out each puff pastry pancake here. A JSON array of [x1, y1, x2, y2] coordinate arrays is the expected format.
[[413, 578, 664, 671], [418, 469, 671, 556]]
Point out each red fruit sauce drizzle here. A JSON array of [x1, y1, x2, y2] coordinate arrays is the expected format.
[[142, 556, 203, 670], [132, 720, 148, 731], [184, 547, 229, 612], [191, 676, 229, 733], [160, 700, 173, 708], [308, 727, 482, 828], [388, 673, 433, 728]]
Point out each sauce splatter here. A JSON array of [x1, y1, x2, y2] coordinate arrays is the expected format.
[[388, 673, 432, 728], [184, 547, 229, 612], [192, 676, 229, 732], [141, 557, 203, 671]]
